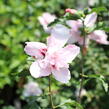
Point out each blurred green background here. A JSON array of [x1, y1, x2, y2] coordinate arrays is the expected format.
[[0, 0, 109, 109]]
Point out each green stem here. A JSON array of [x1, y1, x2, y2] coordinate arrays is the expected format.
[[78, 20, 86, 103], [99, 0, 103, 5], [49, 75, 54, 109]]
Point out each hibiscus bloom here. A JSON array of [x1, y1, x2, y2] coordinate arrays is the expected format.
[[38, 12, 56, 32], [24, 36, 80, 83], [51, 10, 109, 46]]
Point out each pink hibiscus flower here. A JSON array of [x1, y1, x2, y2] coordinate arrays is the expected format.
[[24, 36, 80, 83], [51, 10, 109, 46]]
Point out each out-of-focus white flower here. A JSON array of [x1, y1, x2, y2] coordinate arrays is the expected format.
[[75, 88, 87, 97], [88, 0, 98, 6], [38, 12, 56, 32], [14, 99, 21, 109], [23, 81, 42, 97]]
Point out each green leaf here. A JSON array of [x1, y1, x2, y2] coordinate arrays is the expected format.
[[85, 74, 101, 79], [86, 74, 108, 92], [48, 17, 71, 29], [2, 106, 15, 109], [85, 26, 95, 34], [102, 27, 109, 32], [18, 72, 30, 77], [91, 7, 107, 13], [54, 99, 83, 109], [64, 12, 83, 20], [100, 78, 108, 92], [48, 19, 59, 27], [27, 57, 35, 61], [23, 102, 41, 109]]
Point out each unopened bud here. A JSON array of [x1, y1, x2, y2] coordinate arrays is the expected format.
[[65, 8, 77, 14]]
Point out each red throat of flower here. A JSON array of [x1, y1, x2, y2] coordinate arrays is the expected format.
[[40, 48, 47, 57]]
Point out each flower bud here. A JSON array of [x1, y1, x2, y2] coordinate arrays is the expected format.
[[65, 8, 77, 14]]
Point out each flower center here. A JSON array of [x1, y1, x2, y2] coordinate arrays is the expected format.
[[40, 48, 47, 57]]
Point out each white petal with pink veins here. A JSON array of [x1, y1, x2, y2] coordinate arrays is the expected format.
[[51, 24, 71, 47], [52, 68, 71, 83], [38, 12, 56, 26], [57, 44, 80, 63], [66, 20, 82, 31], [42, 13, 56, 25], [30, 61, 51, 78], [47, 36, 67, 53], [38, 13, 56, 32], [66, 20, 82, 44], [84, 12, 97, 27], [88, 30, 109, 44], [24, 42, 47, 59]]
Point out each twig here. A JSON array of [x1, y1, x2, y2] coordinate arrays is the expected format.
[[49, 75, 55, 109], [78, 20, 86, 103]]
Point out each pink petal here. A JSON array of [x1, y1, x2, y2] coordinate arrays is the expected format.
[[45, 51, 69, 70], [30, 61, 51, 78], [51, 24, 71, 47], [38, 16, 51, 33], [38, 12, 56, 27], [47, 36, 67, 53], [42, 13, 56, 24], [56, 44, 80, 64], [88, 30, 109, 44], [52, 68, 71, 83], [24, 42, 47, 59], [84, 12, 97, 27], [38, 13, 56, 32], [47, 36, 61, 49], [66, 20, 82, 31], [66, 20, 82, 43], [67, 36, 79, 44]]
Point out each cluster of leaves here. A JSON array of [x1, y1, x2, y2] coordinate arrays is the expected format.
[[0, 0, 109, 109]]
